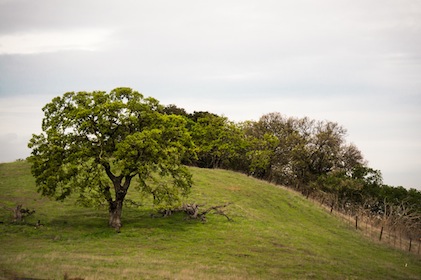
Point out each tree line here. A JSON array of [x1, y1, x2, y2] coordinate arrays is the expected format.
[[164, 102, 421, 240], [28, 88, 421, 236]]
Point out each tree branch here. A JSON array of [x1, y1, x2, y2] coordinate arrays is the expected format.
[[159, 202, 233, 222], [101, 161, 116, 182]]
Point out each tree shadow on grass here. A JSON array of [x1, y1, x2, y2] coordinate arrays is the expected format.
[[48, 206, 205, 236]]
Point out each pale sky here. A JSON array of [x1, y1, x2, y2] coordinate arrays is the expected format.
[[0, 0, 420, 190]]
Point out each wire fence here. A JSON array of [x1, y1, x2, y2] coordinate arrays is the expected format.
[[325, 204, 421, 257]]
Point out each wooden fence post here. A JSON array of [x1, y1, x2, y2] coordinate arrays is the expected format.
[[379, 226, 384, 241], [408, 238, 412, 252], [355, 216, 358, 230]]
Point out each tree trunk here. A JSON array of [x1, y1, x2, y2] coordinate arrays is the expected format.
[[101, 163, 133, 232], [109, 200, 123, 232], [108, 186, 129, 233]]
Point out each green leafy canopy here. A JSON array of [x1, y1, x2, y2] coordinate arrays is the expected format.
[[28, 88, 194, 208]]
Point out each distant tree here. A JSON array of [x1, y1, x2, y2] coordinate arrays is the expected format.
[[307, 121, 347, 176], [188, 111, 220, 122], [28, 88, 193, 231], [340, 143, 365, 175], [245, 130, 279, 179], [315, 171, 353, 211], [249, 113, 302, 183], [245, 113, 366, 197], [407, 188, 421, 213], [189, 113, 246, 169], [163, 104, 188, 117]]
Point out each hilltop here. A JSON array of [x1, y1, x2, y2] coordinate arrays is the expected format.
[[0, 161, 420, 279]]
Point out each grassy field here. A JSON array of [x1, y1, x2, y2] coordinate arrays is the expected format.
[[0, 161, 420, 279]]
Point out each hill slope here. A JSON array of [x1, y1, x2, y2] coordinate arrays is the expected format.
[[0, 161, 420, 279]]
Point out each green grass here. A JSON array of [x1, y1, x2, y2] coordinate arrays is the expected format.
[[0, 161, 420, 279]]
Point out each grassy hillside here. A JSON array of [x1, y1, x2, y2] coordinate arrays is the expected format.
[[0, 161, 420, 280]]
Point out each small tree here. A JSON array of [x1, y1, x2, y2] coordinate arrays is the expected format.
[[28, 88, 193, 231]]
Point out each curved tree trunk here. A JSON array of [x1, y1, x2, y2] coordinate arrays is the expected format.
[[102, 162, 133, 232], [109, 200, 124, 232], [108, 187, 129, 232]]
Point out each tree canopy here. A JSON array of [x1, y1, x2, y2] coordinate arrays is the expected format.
[[28, 88, 193, 231]]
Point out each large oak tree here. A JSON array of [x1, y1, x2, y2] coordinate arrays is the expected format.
[[28, 88, 193, 231]]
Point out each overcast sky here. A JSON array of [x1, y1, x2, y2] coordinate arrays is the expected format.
[[0, 0, 420, 190]]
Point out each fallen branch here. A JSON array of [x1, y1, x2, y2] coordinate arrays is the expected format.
[[158, 203, 233, 222], [0, 203, 35, 222], [197, 203, 233, 222], [13, 204, 36, 222]]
